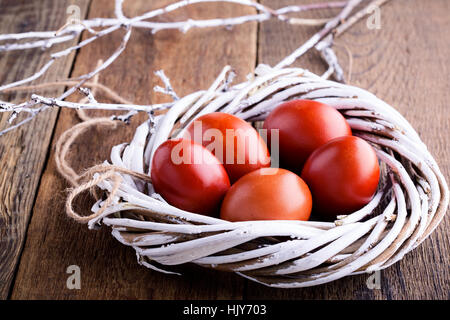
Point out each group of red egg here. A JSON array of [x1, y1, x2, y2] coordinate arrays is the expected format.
[[151, 99, 380, 222]]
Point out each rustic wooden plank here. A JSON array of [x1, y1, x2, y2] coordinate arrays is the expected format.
[[246, 0, 449, 299], [10, 0, 257, 299], [0, 0, 90, 299]]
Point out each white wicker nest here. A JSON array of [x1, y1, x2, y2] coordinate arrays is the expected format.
[[80, 64, 449, 288]]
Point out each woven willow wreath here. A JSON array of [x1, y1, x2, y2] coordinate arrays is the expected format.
[[67, 64, 449, 288]]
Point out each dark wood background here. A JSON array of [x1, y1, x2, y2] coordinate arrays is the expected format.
[[0, 0, 448, 300]]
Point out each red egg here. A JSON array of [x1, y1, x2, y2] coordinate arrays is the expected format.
[[301, 136, 380, 219], [151, 139, 230, 216], [264, 99, 352, 172], [185, 112, 270, 183], [220, 168, 312, 222]]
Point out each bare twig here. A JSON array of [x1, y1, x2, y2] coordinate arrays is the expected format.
[[154, 70, 179, 101], [0, 80, 133, 105], [314, 0, 391, 82], [0, 0, 391, 135], [275, 0, 363, 69]]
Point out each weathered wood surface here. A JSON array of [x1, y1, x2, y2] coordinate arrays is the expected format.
[[0, 0, 448, 299], [248, 0, 450, 300], [0, 0, 90, 299], [9, 0, 256, 300]]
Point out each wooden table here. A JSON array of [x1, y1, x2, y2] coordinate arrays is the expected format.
[[0, 0, 448, 300]]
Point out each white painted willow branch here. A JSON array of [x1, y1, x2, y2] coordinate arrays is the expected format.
[[0, 0, 356, 136], [67, 63, 448, 287], [0, 0, 390, 136], [29, 94, 165, 113], [0, 1, 347, 50]]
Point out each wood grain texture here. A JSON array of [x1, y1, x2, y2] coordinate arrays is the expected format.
[[2, 0, 449, 300], [10, 0, 257, 299], [247, 0, 449, 300], [0, 0, 90, 299]]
